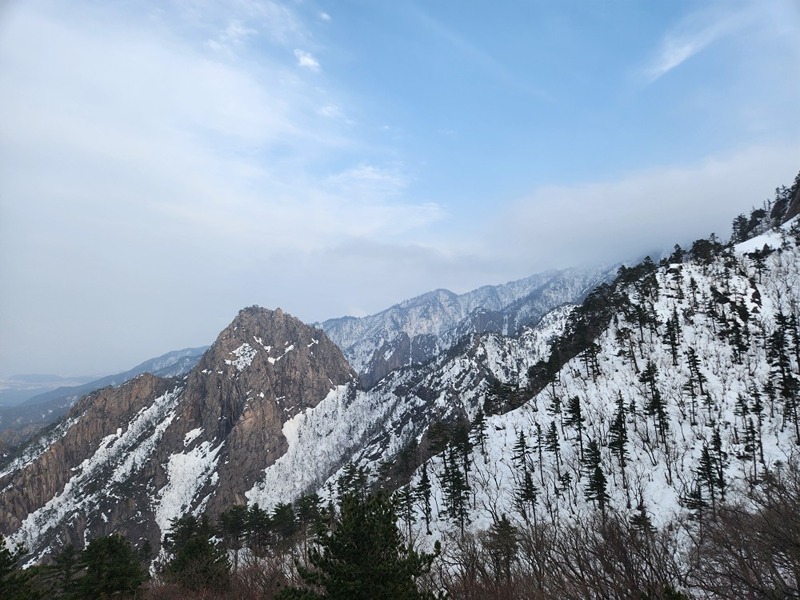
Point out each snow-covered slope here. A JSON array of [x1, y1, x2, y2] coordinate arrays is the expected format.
[[402, 219, 800, 539], [321, 265, 615, 387]]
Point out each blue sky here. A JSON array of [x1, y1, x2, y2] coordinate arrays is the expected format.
[[1, 0, 799, 376]]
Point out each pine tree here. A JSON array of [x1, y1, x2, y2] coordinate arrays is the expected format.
[[162, 514, 231, 593], [664, 306, 680, 366], [220, 504, 248, 573], [485, 515, 518, 584], [451, 421, 473, 486], [442, 446, 470, 536], [471, 408, 488, 456], [415, 464, 433, 535], [515, 468, 538, 525], [697, 444, 718, 516], [608, 391, 630, 505], [0, 537, 38, 600], [545, 421, 562, 479], [512, 430, 529, 473], [246, 503, 272, 553], [534, 421, 545, 486], [77, 534, 148, 599], [393, 486, 416, 544], [583, 439, 609, 516], [565, 396, 585, 461], [277, 490, 439, 600]]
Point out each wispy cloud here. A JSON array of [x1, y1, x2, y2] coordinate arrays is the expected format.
[[642, 4, 748, 83], [0, 1, 437, 374], [294, 48, 320, 71]]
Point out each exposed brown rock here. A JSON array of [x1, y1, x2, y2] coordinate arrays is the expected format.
[[0, 306, 355, 560]]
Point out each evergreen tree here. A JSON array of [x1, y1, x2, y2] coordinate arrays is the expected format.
[[534, 421, 546, 486], [484, 515, 518, 584], [512, 430, 529, 473], [161, 514, 231, 593], [44, 544, 80, 598], [685, 348, 706, 396], [471, 408, 488, 456], [583, 439, 609, 517], [564, 396, 585, 461], [220, 504, 248, 573], [545, 421, 562, 478], [608, 391, 630, 504], [664, 306, 680, 366], [246, 503, 272, 553], [697, 444, 719, 515], [277, 490, 439, 600], [0, 537, 38, 600], [415, 464, 433, 535], [393, 486, 416, 544], [76, 534, 148, 599], [640, 361, 669, 445], [441, 446, 470, 535], [515, 468, 538, 525], [451, 421, 473, 486]]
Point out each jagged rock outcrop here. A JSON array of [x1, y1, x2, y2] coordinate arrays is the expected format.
[[0, 307, 355, 562]]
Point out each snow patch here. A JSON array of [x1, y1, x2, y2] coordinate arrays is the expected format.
[[225, 343, 258, 371], [183, 428, 202, 447], [154, 440, 223, 534]]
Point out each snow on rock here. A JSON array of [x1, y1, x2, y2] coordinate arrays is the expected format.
[[183, 428, 202, 447], [225, 343, 258, 372], [9, 388, 183, 561], [154, 440, 223, 534]]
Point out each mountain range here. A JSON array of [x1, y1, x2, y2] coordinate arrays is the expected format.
[[1, 176, 799, 598]]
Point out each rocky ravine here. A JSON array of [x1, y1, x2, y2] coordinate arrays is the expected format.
[[0, 307, 355, 563]]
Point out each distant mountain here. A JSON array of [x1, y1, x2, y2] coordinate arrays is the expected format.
[[0, 374, 96, 408], [0, 346, 208, 444], [320, 264, 617, 387]]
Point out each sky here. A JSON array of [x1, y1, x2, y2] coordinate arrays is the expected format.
[[1, 0, 799, 377]]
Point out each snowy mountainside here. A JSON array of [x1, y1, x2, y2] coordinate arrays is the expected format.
[[321, 264, 615, 387], [402, 219, 800, 540], [245, 304, 575, 509]]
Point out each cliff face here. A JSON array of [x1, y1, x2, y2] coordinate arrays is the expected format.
[[0, 307, 355, 562]]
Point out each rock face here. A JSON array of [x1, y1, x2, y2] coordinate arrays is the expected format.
[[0, 307, 355, 562]]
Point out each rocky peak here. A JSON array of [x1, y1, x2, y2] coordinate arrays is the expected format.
[[0, 306, 357, 561]]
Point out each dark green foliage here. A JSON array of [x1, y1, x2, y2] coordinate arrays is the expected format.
[[514, 468, 538, 525], [220, 504, 248, 572], [277, 489, 439, 600], [161, 514, 230, 592], [75, 534, 148, 599], [441, 445, 470, 535], [416, 463, 433, 534], [0, 537, 39, 600], [471, 409, 488, 456], [393, 486, 416, 543], [565, 396, 585, 460], [545, 421, 561, 478], [609, 391, 630, 497], [584, 439, 609, 516], [484, 514, 517, 583]]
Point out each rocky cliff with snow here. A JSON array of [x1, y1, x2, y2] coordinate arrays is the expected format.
[[0, 307, 355, 562]]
